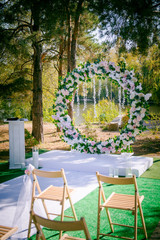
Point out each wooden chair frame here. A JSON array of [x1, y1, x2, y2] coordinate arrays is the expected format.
[[31, 211, 91, 240], [28, 168, 77, 238], [96, 172, 148, 240], [0, 225, 18, 240]]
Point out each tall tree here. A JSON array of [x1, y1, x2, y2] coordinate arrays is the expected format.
[[69, 0, 84, 119], [31, 1, 44, 142], [88, 0, 160, 54], [0, 0, 66, 142]]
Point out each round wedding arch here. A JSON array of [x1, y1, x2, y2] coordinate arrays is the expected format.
[[53, 60, 151, 154]]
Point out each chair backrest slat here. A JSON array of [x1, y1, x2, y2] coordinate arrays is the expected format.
[[33, 169, 63, 178], [96, 172, 138, 194], [0, 226, 18, 240], [96, 172, 136, 185], [34, 214, 82, 231], [32, 212, 91, 240]]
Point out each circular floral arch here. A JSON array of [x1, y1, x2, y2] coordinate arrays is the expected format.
[[53, 60, 151, 154]]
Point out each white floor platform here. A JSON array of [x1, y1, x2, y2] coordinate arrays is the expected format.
[[0, 150, 153, 239], [28, 150, 153, 178]]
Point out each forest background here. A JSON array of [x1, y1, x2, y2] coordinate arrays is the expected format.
[[0, 0, 159, 143]]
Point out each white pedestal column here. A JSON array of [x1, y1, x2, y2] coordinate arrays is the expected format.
[[8, 121, 25, 169]]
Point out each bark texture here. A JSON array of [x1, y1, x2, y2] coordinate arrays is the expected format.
[[31, 2, 44, 142], [32, 41, 44, 142]]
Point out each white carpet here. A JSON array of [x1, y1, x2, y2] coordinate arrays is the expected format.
[[0, 150, 153, 239]]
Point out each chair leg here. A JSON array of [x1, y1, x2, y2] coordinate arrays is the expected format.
[[41, 199, 50, 219], [28, 211, 32, 239], [134, 209, 137, 240], [32, 213, 46, 240], [28, 198, 50, 238], [59, 197, 65, 239], [105, 207, 114, 233], [68, 196, 77, 220], [28, 198, 35, 239], [97, 206, 101, 240], [36, 230, 46, 240], [139, 205, 148, 239], [66, 184, 77, 221], [36, 231, 41, 240]]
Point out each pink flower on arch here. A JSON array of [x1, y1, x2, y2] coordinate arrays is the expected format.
[[89, 147, 94, 153], [128, 132, 132, 137], [101, 147, 107, 152], [91, 141, 96, 146], [74, 73, 79, 78]]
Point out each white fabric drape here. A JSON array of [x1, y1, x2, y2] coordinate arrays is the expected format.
[[11, 164, 45, 240]]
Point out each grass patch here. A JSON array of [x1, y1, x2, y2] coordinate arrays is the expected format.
[[0, 149, 48, 183], [140, 157, 160, 179], [0, 162, 24, 183]]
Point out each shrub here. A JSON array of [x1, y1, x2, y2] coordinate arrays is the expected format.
[[120, 114, 129, 128], [82, 99, 120, 124], [25, 129, 38, 147], [148, 113, 160, 120]]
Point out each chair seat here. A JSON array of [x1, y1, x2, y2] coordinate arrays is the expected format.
[[102, 193, 144, 211], [0, 225, 18, 240], [35, 185, 73, 202]]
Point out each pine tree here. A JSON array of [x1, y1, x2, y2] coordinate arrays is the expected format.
[[88, 0, 160, 54], [0, 0, 66, 142]]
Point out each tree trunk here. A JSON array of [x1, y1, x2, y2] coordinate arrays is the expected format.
[[32, 41, 44, 142], [57, 36, 64, 132], [58, 36, 64, 78], [67, 11, 71, 73], [31, 2, 43, 142], [68, 0, 84, 119], [70, 0, 84, 71]]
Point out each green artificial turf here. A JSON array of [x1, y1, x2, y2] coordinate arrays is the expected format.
[[141, 157, 160, 179], [30, 177, 160, 240], [0, 149, 48, 183], [0, 161, 25, 183], [0, 154, 159, 239]]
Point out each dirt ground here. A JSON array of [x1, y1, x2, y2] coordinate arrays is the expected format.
[[0, 121, 160, 161]]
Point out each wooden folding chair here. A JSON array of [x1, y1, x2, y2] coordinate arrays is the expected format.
[[96, 172, 148, 240], [0, 225, 18, 240], [28, 168, 77, 238], [31, 211, 91, 240]]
